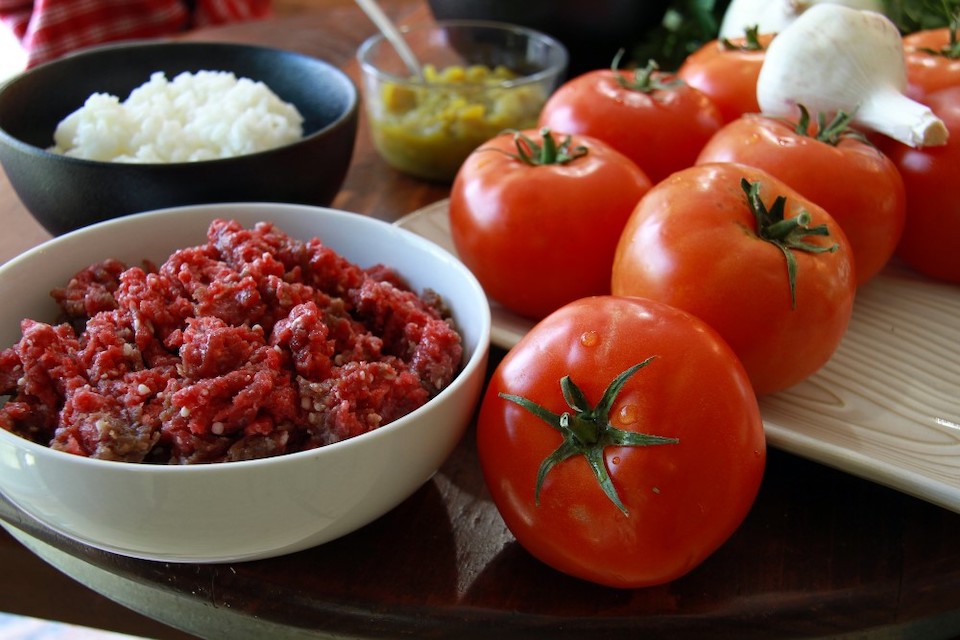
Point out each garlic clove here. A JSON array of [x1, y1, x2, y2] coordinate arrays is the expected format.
[[756, 3, 948, 148]]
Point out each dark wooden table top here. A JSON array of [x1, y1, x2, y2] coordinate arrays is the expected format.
[[2, 2, 960, 639]]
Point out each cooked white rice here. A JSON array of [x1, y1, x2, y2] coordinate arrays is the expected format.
[[50, 70, 304, 163]]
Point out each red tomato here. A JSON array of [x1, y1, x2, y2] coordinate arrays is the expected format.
[[477, 295, 765, 589], [612, 163, 856, 396], [537, 61, 724, 183], [696, 110, 906, 286], [677, 30, 775, 123], [903, 27, 960, 101], [449, 128, 652, 320], [877, 87, 960, 284]]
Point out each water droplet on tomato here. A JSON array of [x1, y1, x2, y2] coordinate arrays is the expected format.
[[579, 330, 599, 347], [611, 456, 621, 465], [617, 404, 639, 425]]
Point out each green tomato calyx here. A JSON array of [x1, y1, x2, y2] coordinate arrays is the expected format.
[[611, 52, 684, 93], [741, 178, 839, 310], [790, 105, 869, 146], [721, 24, 765, 51], [918, 5, 960, 59], [507, 128, 587, 166], [499, 358, 679, 516]]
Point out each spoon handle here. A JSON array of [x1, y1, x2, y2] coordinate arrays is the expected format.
[[354, 0, 424, 79]]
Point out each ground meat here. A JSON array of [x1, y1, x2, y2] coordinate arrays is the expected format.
[[0, 219, 464, 464], [0, 346, 23, 395], [53, 385, 160, 461], [351, 278, 463, 395], [50, 258, 127, 324], [297, 359, 429, 447]]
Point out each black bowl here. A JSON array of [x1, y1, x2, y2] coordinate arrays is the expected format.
[[0, 41, 358, 236], [426, 0, 672, 76]]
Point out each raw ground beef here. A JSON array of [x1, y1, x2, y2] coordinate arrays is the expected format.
[[0, 219, 464, 464]]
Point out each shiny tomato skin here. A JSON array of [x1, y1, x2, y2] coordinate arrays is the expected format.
[[903, 28, 960, 102], [449, 129, 652, 320], [537, 68, 724, 183], [877, 87, 960, 284], [677, 33, 774, 123], [696, 114, 906, 285], [477, 295, 766, 589], [612, 163, 856, 397]]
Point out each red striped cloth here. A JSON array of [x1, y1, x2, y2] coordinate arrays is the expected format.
[[0, 0, 272, 69]]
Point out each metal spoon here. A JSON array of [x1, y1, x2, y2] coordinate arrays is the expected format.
[[354, 0, 424, 80]]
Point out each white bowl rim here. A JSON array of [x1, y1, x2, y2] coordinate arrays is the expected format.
[[0, 201, 491, 475]]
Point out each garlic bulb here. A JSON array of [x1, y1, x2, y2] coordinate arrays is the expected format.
[[719, 0, 885, 39], [756, 4, 948, 148]]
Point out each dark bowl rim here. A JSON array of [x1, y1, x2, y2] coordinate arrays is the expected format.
[[0, 39, 359, 168], [356, 18, 569, 89]]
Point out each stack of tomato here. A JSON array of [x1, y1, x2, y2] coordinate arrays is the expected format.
[[448, 19, 959, 590]]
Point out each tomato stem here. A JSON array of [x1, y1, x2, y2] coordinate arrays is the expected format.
[[506, 128, 587, 166], [720, 24, 765, 51], [741, 179, 839, 309], [611, 52, 684, 93], [790, 105, 870, 146], [499, 358, 679, 516], [918, 2, 960, 58]]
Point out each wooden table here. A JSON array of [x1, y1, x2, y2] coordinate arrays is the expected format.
[[3, 2, 960, 639]]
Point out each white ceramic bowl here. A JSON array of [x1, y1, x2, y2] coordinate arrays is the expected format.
[[0, 203, 490, 562]]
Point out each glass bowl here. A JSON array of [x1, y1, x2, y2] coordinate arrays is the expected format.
[[357, 20, 568, 182]]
